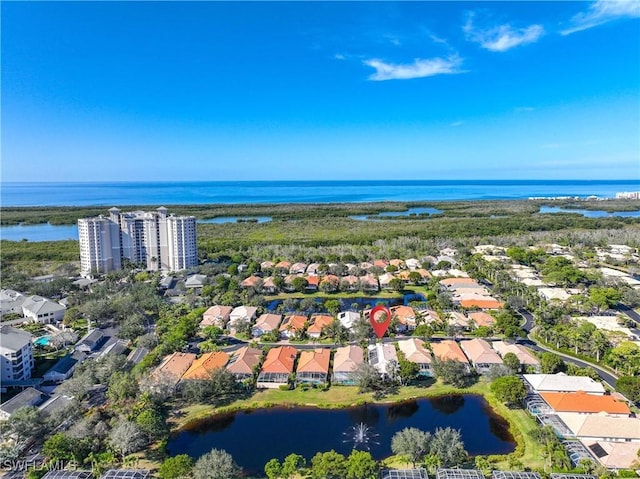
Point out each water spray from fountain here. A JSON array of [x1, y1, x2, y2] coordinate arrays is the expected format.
[[343, 423, 380, 451]]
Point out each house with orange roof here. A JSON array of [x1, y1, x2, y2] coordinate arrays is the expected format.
[[262, 276, 278, 294], [460, 339, 503, 374], [260, 260, 275, 270], [360, 274, 379, 292], [469, 312, 496, 328], [256, 346, 297, 388], [320, 275, 339, 292], [240, 275, 263, 289], [390, 259, 406, 269], [540, 391, 631, 416], [431, 340, 470, 372], [391, 305, 417, 332], [340, 275, 360, 291], [226, 346, 262, 381], [306, 275, 320, 292], [275, 261, 292, 274], [279, 314, 308, 339], [397, 338, 433, 376], [307, 314, 334, 339], [332, 345, 364, 385], [374, 259, 389, 269], [153, 352, 196, 387], [296, 348, 331, 385], [439, 277, 478, 288], [252, 313, 283, 337], [181, 351, 229, 381], [460, 298, 504, 310], [200, 305, 233, 328]]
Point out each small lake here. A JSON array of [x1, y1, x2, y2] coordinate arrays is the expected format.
[[539, 206, 640, 218], [168, 395, 515, 475], [351, 207, 443, 221], [0, 217, 272, 242]]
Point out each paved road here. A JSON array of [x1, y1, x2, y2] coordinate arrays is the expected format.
[[617, 302, 640, 327]]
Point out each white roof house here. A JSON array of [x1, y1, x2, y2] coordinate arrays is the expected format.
[[337, 311, 360, 330], [558, 413, 640, 442], [22, 295, 66, 324], [523, 373, 606, 395], [368, 343, 398, 377], [0, 289, 26, 315]]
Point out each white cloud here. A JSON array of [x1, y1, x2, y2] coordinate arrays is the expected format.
[[561, 0, 640, 35], [449, 121, 464, 127], [364, 55, 464, 81], [464, 13, 545, 52], [334, 53, 346, 60], [515, 106, 535, 112]]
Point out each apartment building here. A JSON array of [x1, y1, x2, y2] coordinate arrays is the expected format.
[[0, 326, 35, 383], [78, 207, 198, 276]]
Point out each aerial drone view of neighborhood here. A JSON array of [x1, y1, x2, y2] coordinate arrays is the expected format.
[[1, 1, 639, 479]]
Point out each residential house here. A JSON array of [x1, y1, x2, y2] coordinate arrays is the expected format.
[[359, 262, 374, 272], [184, 274, 207, 292], [252, 313, 283, 337], [340, 275, 360, 291], [0, 289, 26, 315], [460, 298, 504, 309], [405, 258, 421, 270], [275, 261, 292, 274], [306, 275, 320, 292], [360, 274, 379, 292], [460, 339, 503, 374], [260, 261, 275, 270], [439, 278, 480, 289], [75, 329, 104, 353], [228, 306, 258, 334], [21, 295, 66, 324], [279, 314, 308, 339], [240, 275, 263, 289], [368, 342, 398, 377], [583, 441, 639, 470], [307, 314, 334, 339], [558, 413, 640, 442], [417, 309, 442, 326], [0, 387, 47, 420], [378, 273, 396, 290], [283, 274, 299, 292], [290, 262, 307, 274], [159, 276, 176, 290], [448, 312, 471, 330], [397, 338, 433, 376], [492, 341, 541, 372], [392, 305, 417, 332], [338, 311, 360, 330], [538, 288, 572, 302], [256, 346, 297, 389], [540, 391, 630, 417], [306, 263, 320, 275], [0, 326, 34, 382], [332, 345, 364, 385], [431, 340, 471, 372], [261, 277, 278, 294], [226, 346, 262, 381], [43, 351, 86, 382], [522, 373, 605, 395], [296, 348, 331, 385], [389, 259, 406, 269], [468, 312, 496, 328], [153, 352, 196, 388], [200, 305, 233, 328], [181, 352, 229, 380], [373, 259, 389, 269], [319, 275, 339, 292]]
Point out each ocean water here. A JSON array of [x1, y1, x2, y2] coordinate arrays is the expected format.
[[1, 179, 638, 207]]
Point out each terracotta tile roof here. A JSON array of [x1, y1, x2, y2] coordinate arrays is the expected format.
[[460, 299, 504, 309], [279, 315, 308, 333], [181, 352, 229, 380], [342, 275, 359, 285], [390, 259, 405, 268], [226, 346, 262, 375], [460, 338, 502, 364], [261, 346, 297, 374], [155, 352, 196, 379], [260, 261, 275, 269], [374, 259, 389, 268], [296, 348, 331, 374], [540, 391, 631, 414], [307, 314, 334, 335], [431, 340, 469, 364], [398, 338, 432, 364], [440, 277, 478, 286], [469, 312, 496, 327], [306, 276, 320, 286], [321, 274, 340, 284], [332, 345, 364, 373], [262, 277, 277, 289], [391, 305, 416, 325], [241, 276, 262, 288], [290, 262, 307, 273], [254, 313, 282, 332], [275, 261, 291, 269], [201, 305, 233, 327], [493, 342, 540, 366]]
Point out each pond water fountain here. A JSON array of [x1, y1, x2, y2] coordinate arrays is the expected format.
[[343, 422, 379, 450]]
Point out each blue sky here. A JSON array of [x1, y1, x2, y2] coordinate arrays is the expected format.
[[2, 1, 639, 182]]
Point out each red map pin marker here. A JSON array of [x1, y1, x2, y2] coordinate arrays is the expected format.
[[370, 305, 392, 338]]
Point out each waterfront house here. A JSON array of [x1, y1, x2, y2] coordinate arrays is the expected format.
[[557, 413, 640, 442], [256, 346, 297, 389], [397, 338, 433, 376], [296, 348, 331, 385], [338, 311, 360, 330], [279, 314, 307, 339], [228, 306, 258, 334], [360, 274, 379, 292], [431, 340, 471, 372], [200, 305, 233, 328], [153, 352, 196, 388], [226, 346, 262, 381], [261, 276, 278, 294], [378, 273, 396, 290], [306, 275, 320, 292], [332, 345, 364, 385], [392, 305, 417, 332], [181, 351, 229, 381], [540, 391, 630, 416], [522, 373, 605, 395], [459, 339, 503, 374], [307, 314, 334, 339], [582, 441, 639, 470], [340, 275, 360, 291], [368, 342, 398, 377], [319, 274, 339, 292], [252, 313, 283, 337]]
